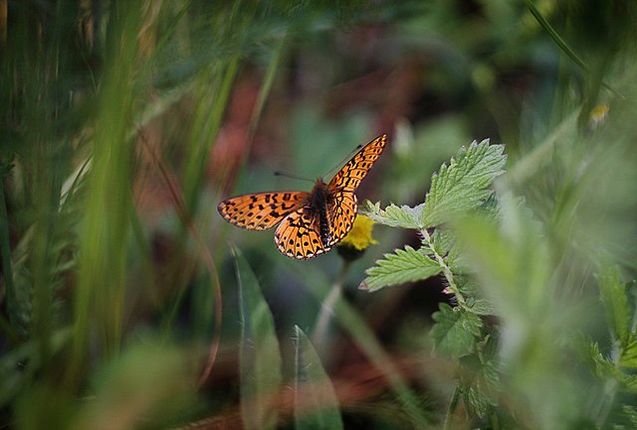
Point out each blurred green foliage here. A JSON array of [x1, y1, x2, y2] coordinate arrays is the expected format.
[[2, 0, 637, 429]]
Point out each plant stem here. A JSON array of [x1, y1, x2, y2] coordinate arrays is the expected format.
[[0, 178, 17, 334], [420, 228, 467, 309], [443, 385, 461, 430], [312, 260, 351, 351]]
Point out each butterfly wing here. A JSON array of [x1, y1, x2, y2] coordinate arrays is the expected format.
[[217, 191, 309, 231], [274, 208, 327, 259], [328, 134, 388, 192], [326, 192, 358, 247]]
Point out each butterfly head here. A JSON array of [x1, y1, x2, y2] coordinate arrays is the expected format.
[[308, 178, 331, 206]]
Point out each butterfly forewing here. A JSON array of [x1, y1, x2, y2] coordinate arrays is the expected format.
[[274, 208, 327, 259], [217, 191, 309, 231], [328, 134, 388, 192]]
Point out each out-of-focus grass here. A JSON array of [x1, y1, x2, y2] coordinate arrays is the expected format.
[[2, 0, 637, 428]]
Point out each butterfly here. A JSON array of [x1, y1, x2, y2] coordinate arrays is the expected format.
[[217, 134, 388, 259]]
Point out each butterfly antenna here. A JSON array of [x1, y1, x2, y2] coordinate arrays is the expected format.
[[323, 144, 363, 178], [273, 171, 315, 183]]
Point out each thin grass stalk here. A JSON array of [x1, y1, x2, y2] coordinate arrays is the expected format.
[[68, 0, 142, 387], [221, 33, 286, 194], [0, 174, 16, 334], [523, 0, 621, 98], [183, 58, 240, 214], [162, 58, 239, 333]]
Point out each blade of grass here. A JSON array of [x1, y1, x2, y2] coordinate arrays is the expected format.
[[137, 133, 223, 386], [0, 177, 17, 342], [68, 1, 142, 387], [183, 58, 240, 214], [506, 109, 578, 185], [235, 247, 282, 430], [294, 325, 344, 430]]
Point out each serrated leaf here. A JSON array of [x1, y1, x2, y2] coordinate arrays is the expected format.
[[422, 140, 506, 227], [361, 246, 442, 292], [589, 341, 614, 380], [294, 326, 343, 430], [235, 248, 282, 430], [431, 304, 482, 358], [361, 200, 425, 230], [466, 298, 497, 316], [459, 355, 499, 419], [431, 228, 465, 273], [599, 266, 631, 346], [620, 336, 637, 368], [589, 341, 637, 392], [620, 374, 637, 391], [464, 386, 491, 418], [622, 405, 637, 427]]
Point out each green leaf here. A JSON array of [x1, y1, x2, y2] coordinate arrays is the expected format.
[[589, 341, 614, 380], [431, 304, 482, 358], [461, 359, 499, 418], [294, 326, 343, 430], [620, 336, 637, 368], [622, 405, 637, 428], [361, 200, 424, 230], [466, 298, 497, 316], [235, 248, 282, 430], [422, 140, 506, 227], [361, 246, 442, 292], [598, 265, 631, 346]]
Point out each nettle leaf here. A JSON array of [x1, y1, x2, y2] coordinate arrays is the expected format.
[[431, 303, 483, 358], [590, 341, 614, 380], [620, 336, 637, 368], [622, 405, 637, 428], [599, 266, 632, 346], [590, 341, 637, 391], [466, 297, 497, 316], [361, 246, 442, 292], [361, 200, 424, 230], [456, 279, 496, 316], [458, 353, 500, 419], [422, 140, 506, 227], [431, 228, 466, 273]]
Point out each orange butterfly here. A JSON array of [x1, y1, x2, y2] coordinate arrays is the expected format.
[[218, 134, 388, 259]]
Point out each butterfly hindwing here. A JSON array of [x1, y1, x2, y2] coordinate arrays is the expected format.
[[326, 192, 357, 247], [328, 134, 388, 193], [217, 191, 309, 231], [274, 208, 328, 259]]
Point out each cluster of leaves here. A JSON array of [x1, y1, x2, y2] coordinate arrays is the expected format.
[[589, 267, 637, 428], [362, 129, 637, 428], [361, 139, 507, 421]]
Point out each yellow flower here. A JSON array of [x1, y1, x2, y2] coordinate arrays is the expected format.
[[589, 103, 609, 129], [338, 215, 378, 251]]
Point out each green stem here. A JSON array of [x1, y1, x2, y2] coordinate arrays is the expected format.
[[312, 260, 351, 351], [298, 265, 432, 428], [420, 228, 467, 309], [523, 0, 621, 98], [0, 178, 16, 329], [443, 385, 461, 430]]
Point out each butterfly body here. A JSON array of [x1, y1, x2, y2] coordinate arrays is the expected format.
[[218, 134, 387, 259], [306, 178, 333, 246]]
